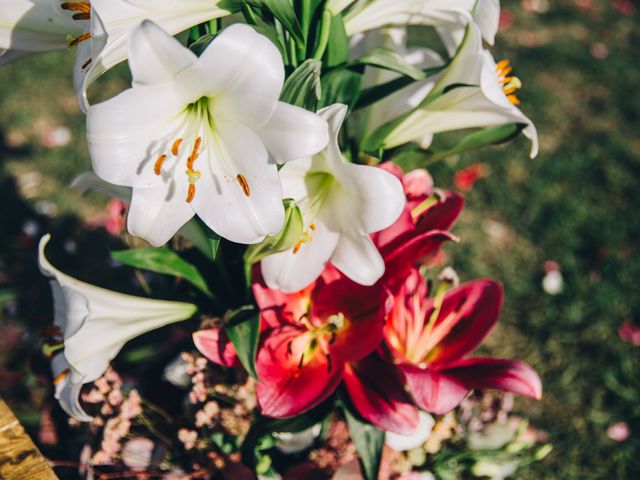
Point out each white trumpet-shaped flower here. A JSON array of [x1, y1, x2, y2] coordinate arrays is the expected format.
[[0, 0, 81, 63], [368, 23, 538, 157], [87, 21, 329, 246], [437, 0, 501, 54], [343, 0, 473, 37], [261, 104, 405, 293], [39, 234, 197, 421], [0, 0, 232, 109]]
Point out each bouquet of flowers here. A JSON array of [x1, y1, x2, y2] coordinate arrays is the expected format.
[[1, 0, 549, 478]]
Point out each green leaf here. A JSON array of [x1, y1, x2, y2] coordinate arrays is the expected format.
[[320, 66, 363, 110], [280, 59, 322, 110], [111, 248, 212, 297], [224, 306, 260, 379], [355, 47, 426, 80], [344, 405, 385, 480], [324, 14, 349, 67], [248, 0, 305, 48], [178, 218, 221, 261], [188, 33, 215, 56]]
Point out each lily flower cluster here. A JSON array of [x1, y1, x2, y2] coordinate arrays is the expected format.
[[3, 0, 543, 476]]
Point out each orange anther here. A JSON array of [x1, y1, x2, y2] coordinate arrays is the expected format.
[[172, 138, 183, 156], [237, 174, 251, 197], [53, 368, 70, 385], [68, 31, 91, 47], [186, 184, 196, 203], [154, 154, 167, 175]]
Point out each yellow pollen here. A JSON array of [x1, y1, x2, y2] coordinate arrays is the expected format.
[[154, 155, 167, 175], [61, 2, 91, 14], [53, 368, 70, 385], [68, 31, 91, 47], [237, 174, 251, 196], [185, 169, 201, 203], [310, 223, 316, 231], [172, 138, 183, 156]]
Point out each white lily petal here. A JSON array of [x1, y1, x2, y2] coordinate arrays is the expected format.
[[128, 183, 195, 247], [341, 162, 405, 233], [344, 0, 472, 36], [183, 24, 283, 131], [128, 19, 197, 87], [331, 232, 385, 286], [71, 172, 132, 201], [261, 220, 340, 293], [437, 0, 501, 54], [87, 84, 186, 187], [52, 354, 93, 422], [39, 234, 197, 385], [257, 102, 329, 163], [191, 119, 284, 244]]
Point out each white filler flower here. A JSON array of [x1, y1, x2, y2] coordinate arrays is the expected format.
[[39, 234, 197, 420], [261, 104, 405, 293], [87, 21, 329, 246]]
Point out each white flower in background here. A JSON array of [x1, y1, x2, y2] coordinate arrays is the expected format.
[[542, 270, 563, 295], [0, 0, 232, 110], [372, 23, 538, 157], [385, 411, 436, 451], [87, 21, 328, 246], [274, 423, 322, 454], [261, 104, 405, 293], [343, 0, 473, 37], [437, 0, 501, 55], [39, 234, 197, 421]]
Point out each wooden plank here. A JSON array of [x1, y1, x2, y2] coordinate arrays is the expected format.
[[0, 399, 58, 480]]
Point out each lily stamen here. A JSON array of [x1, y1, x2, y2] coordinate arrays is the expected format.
[[154, 154, 167, 175], [68, 31, 91, 48], [53, 368, 71, 385], [61, 1, 91, 19], [172, 138, 183, 156], [237, 174, 251, 197], [496, 59, 522, 106]]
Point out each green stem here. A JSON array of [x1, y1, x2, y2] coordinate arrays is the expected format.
[[241, 3, 258, 25], [298, 0, 312, 60], [313, 10, 332, 60]]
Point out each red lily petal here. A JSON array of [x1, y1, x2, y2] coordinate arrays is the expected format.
[[344, 356, 419, 435], [312, 279, 390, 363], [415, 191, 464, 233], [427, 280, 503, 366], [439, 357, 542, 400], [379, 161, 404, 180], [402, 364, 471, 415], [193, 329, 240, 368], [253, 271, 314, 328], [256, 326, 344, 418], [382, 230, 457, 287]]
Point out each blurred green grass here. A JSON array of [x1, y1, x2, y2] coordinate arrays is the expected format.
[[0, 0, 639, 478]]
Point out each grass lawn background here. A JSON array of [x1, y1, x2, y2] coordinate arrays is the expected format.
[[0, 0, 638, 478]]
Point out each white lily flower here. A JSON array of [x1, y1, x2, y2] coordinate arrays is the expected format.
[[0, 0, 82, 63], [87, 21, 329, 246], [438, 0, 501, 54], [372, 24, 538, 157], [0, 1, 232, 110], [39, 234, 197, 421], [343, 0, 473, 37], [261, 104, 405, 293], [385, 411, 435, 451]]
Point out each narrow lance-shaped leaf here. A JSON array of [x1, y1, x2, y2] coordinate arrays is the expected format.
[[280, 59, 322, 110], [343, 402, 385, 480], [247, 0, 305, 48], [320, 67, 363, 111], [354, 47, 426, 81], [324, 14, 349, 67], [223, 306, 261, 379], [111, 248, 213, 298]]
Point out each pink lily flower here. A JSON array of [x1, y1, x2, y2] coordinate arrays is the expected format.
[[380, 269, 542, 414]]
